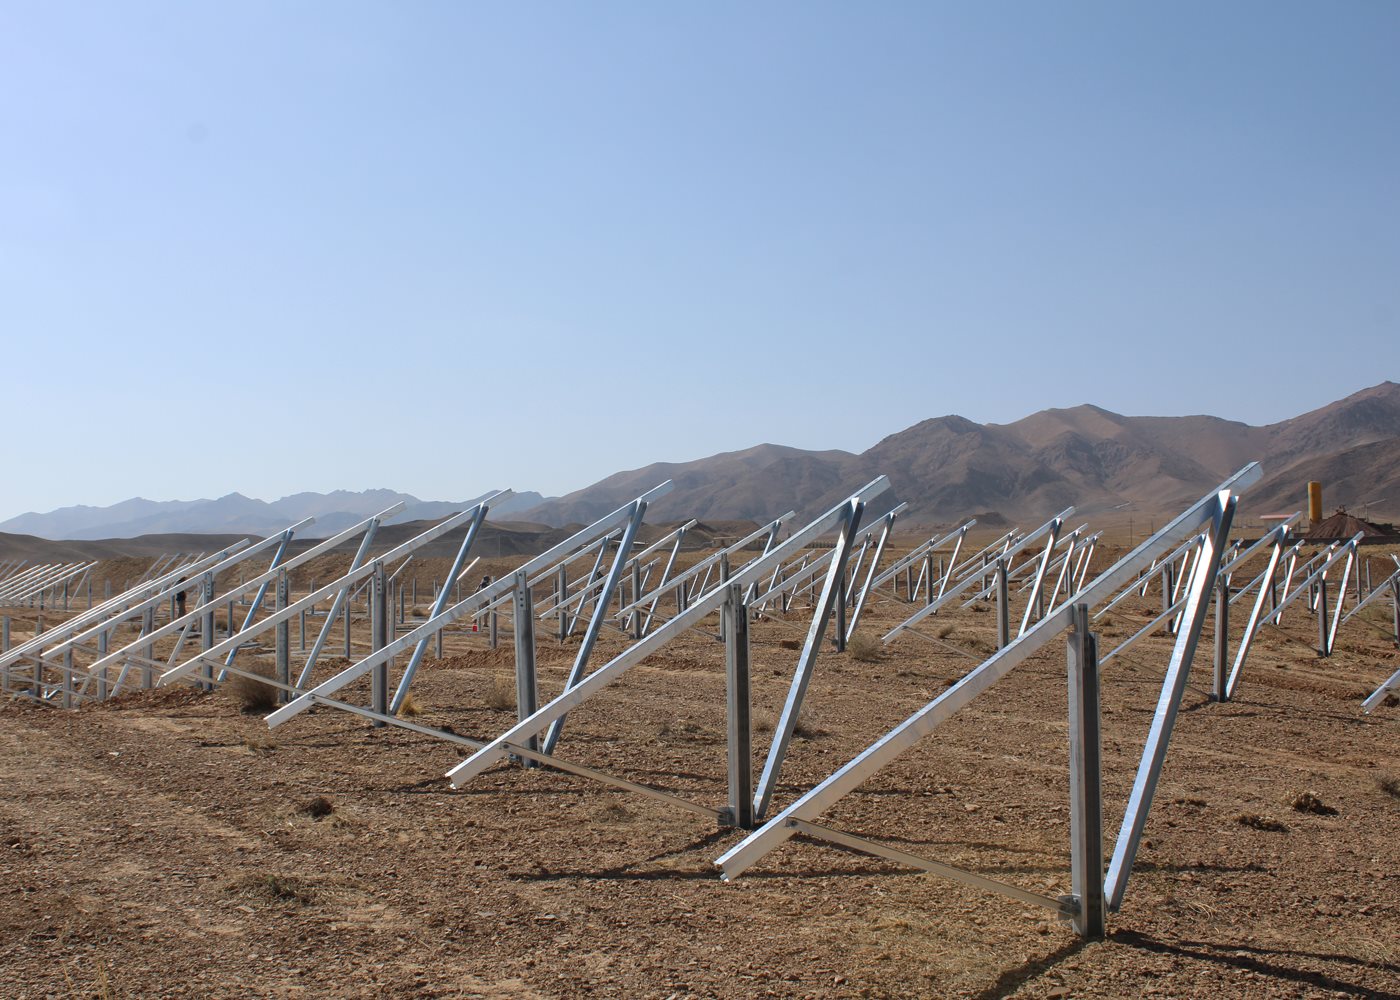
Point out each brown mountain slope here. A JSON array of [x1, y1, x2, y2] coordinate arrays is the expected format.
[[1246, 436, 1400, 521], [518, 382, 1400, 528]]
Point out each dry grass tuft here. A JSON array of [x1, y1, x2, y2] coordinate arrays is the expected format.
[[1290, 791, 1338, 816], [228, 668, 278, 715], [793, 709, 826, 740], [936, 623, 957, 639], [1378, 776, 1400, 800], [594, 802, 633, 824], [485, 675, 515, 711], [1236, 813, 1287, 832], [299, 796, 335, 820], [779, 638, 801, 651], [397, 692, 424, 718], [847, 633, 883, 663]]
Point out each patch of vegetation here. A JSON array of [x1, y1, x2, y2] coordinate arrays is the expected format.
[[299, 795, 335, 820], [227, 667, 278, 714], [484, 675, 515, 711], [847, 633, 883, 663], [1235, 813, 1287, 833], [1290, 791, 1338, 816]]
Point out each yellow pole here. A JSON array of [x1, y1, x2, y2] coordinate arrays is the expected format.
[[1308, 481, 1323, 524]]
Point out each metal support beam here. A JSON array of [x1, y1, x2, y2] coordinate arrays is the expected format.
[[370, 562, 388, 726], [513, 571, 539, 766], [1067, 604, 1104, 939], [723, 583, 753, 829]]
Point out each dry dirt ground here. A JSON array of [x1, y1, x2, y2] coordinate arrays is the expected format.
[[2, 544, 1399, 998]]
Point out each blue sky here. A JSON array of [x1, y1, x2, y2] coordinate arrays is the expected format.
[[2, 1, 1396, 517]]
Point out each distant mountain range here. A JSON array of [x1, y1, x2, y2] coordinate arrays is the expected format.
[[0, 489, 550, 541], [5, 382, 1397, 541], [511, 380, 1400, 527]]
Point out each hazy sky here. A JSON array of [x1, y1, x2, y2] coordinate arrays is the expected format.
[[2, 1, 1397, 517]]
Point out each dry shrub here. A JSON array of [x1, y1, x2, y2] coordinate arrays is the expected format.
[[397, 692, 424, 718], [793, 709, 826, 740], [1378, 777, 1400, 800], [228, 667, 278, 714], [229, 872, 319, 906], [1235, 813, 1287, 832], [779, 638, 801, 651], [485, 675, 514, 711], [1290, 791, 1338, 816], [755, 716, 775, 734], [594, 802, 633, 824], [847, 633, 883, 663], [412, 606, 432, 618], [936, 623, 957, 639], [299, 796, 335, 820]]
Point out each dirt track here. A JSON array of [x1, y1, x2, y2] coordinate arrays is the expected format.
[[2, 549, 1399, 998]]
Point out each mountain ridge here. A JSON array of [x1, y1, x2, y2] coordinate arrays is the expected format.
[[6, 382, 1396, 538]]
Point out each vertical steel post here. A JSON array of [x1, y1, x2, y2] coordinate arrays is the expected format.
[[631, 561, 643, 640], [1067, 603, 1104, 938], [370, 562, 388, 726], [512, 571, 539, 766], [924, 555, 934, 607], [275, 571, 290, 703], [0, 616, 7, 653], [141, 606, 155, 689], [200, 573, 215, 691], [299, 609, 306, 651], [62, 648, 73, 708], [996, 558, 1010, 649], [1393, 579, 1400, 645], [1213, 575, 1228, 701], [556, 565, 568, 641], [96, 630, 109, 700], [344, 597, 352, 657], [723, 583, 753, 828], [1317, 576, 1329, 657], [1161, 565, 1175, 635], [490, 610, 499, 649], [834, 570, 847, 653]]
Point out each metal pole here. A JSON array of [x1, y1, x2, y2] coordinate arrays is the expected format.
[[996, 558, 1010, 649], [834, 570, 847, 653], [556, 565, 568, 641], [1317, 576, 1329, 656], [1393, 579, 1399, 646], [631, 561, 643, 640], [370, 562, 388, 726], [513, 571, 538, 766], [1067, 604, 1104, 939], [724, 583, 753, 829], [344, 597, 352, 657], [141, 606, 155, 689], [1213, 575, 1228, 701], [299, 609, 306, 651], [1161, 565, 1174, 635], [490, 610, 499, 649], [0, 616, 7, 653], [200, 573, 215, 691], [275, 571, 290, 702]]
